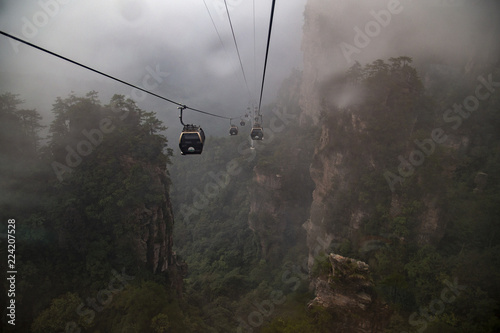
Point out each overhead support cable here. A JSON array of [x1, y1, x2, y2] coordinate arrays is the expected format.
[[202, 0, 228, 54], [223, 0, 253, 101], [253, 0, 257, 99], [201, 0, 246, 95], [257, 0, 277, 113], [0, 30, 232, 120]]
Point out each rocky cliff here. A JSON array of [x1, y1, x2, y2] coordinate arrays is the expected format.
[[248, 165, 287, 261], [247, 71, 316, 263], [57, 152, 186, 285], [291, 0, 492, 329], [248, 144, 315, 263], [120, 156, 178, 275], [244, 1, 500, 330], [299, 0, 483, 268], [309, 254, 391, 332]]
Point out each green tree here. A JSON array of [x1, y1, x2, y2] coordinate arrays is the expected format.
[[31, 293, 89, 333], [151, 313, 171, 333]]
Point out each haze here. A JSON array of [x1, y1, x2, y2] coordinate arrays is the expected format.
[[1, 0, 499, 139]]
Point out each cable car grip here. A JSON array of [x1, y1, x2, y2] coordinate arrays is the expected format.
[[178, 105, 187, 126]]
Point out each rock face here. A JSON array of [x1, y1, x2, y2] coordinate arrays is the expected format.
[[303, 95, 450, 266], [309, 254, 390, 332], [247, 74, 316, 263], [120, 156, 186, 286], [57, 152, 186, 295], [305, 113, 374, 268], [299, 0, 486, 267], [248, 165, 286, 261], [132, 191, 174, 273], [248, 155, 314, 263]]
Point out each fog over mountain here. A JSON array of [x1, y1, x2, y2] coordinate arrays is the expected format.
[[304, 1, 498, 85], [1, 0, 498, 137]]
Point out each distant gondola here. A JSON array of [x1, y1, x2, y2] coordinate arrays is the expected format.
[[229, 125, 239, 135], [250, 124, 263, 140], [179, 124, 205, 154]]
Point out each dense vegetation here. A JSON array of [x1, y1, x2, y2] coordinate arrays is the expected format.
[[1, 56, 499, 332], [0, 92, 190, 332]]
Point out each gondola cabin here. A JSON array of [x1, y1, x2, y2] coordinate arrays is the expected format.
[[250, 124, 264, 140], [229, 125, 239, 135], [179, 125, 205, 155]]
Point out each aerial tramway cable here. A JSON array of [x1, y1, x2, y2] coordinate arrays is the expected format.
[[223, 0, 253, 101], [202, 0, 247, 97], [0, 30, 233, 121], [253, 0, 258, 99], [202, 0, 229, 56], [257, 0, 277, 113]]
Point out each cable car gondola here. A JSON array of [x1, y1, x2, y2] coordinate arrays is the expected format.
[[179, 125, 205, 154], [229, 125, 239, 135], [250, 123, 264, 140], [178, 106, 205, 155], [251, 113, 264, 140]]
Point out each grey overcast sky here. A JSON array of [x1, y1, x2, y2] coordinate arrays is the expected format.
[[1, 0, 499, 140], [0, 0, 307, 137]]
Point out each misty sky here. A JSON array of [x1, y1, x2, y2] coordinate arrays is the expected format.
[[1, 0, 499, 141], [0, 0, 307, 138], [316, 0, 500, 73]]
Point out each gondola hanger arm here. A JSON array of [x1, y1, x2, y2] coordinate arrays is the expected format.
[[178, 105, 187, 126]]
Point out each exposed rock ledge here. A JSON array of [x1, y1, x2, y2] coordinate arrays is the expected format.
[[309, 254, 390, 332]]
